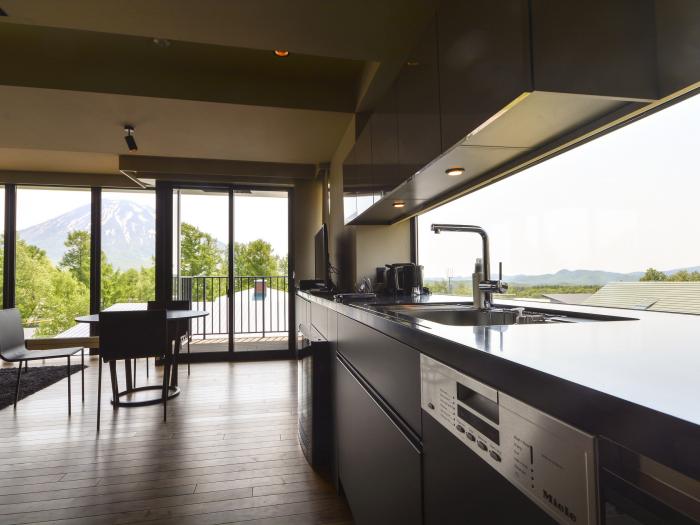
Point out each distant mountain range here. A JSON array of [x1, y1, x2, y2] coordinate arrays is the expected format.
[[426, 266, 700, 286], [19, 200, 156, 270]]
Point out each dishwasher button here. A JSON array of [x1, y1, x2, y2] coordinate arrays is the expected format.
[[427, 402, 435, 410], [477, 440, 488, 451], [466, 432, 476, 442], [455, 424, 465, 433], [489, 450, 502, 462]]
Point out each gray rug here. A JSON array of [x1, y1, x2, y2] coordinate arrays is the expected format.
[[0, 364, 85, 410]]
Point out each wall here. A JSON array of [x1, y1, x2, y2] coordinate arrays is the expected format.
[[293, 178, 323, 285], [327, 116, 412, 291]]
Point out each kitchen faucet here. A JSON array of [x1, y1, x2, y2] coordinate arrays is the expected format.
[[430, 224, 508, 309]]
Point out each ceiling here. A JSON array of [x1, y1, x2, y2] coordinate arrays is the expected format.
[[0, 1, 436, 178]]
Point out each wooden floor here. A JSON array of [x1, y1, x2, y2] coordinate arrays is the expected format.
[[0, 358, 352, 525]]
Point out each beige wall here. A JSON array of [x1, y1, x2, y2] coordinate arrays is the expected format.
[[293, 178, 323, 285], [326, 116, 412, 291]]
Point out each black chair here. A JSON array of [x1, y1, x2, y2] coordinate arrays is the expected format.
[[97, 309, 173, 430], [148, 300, 192, 376], [0, 308, 83, 414]]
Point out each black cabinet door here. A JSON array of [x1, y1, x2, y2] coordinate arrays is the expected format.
[[337, 358, 422, 525], [370, 85, 403, 193], [397, 17, 442, 180], [437, 0, 531, 151], [337, 314, 421, 436]]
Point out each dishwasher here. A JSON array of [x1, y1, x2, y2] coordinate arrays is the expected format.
[[421, 354, 598, 524]]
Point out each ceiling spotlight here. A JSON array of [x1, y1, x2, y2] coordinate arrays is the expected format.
[[406, 59, 419, 67], [274, 49, 289, 57], [152, 38, 171, 48], [124, 125, 138, 151], [445, 167, 465, 177], [393, 200, 406, 208]]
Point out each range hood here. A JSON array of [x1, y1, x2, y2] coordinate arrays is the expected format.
[[348, 90, 650, 225]]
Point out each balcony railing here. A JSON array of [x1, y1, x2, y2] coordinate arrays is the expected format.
[[173, 275, 289, 338]]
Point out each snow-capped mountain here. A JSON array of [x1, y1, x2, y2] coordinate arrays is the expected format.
[[19, 200, 156, 270]]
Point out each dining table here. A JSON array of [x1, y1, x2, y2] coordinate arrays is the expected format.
[[75, 303, 208, 406]]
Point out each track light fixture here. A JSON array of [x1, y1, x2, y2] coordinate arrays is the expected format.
[[124, 125, 137, 151]]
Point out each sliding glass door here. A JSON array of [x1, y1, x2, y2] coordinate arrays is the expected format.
[[170, 186, 290, 356]]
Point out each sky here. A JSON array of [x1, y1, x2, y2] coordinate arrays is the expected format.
[[13, 188, 289, 257], [417, 92, 700, 278]]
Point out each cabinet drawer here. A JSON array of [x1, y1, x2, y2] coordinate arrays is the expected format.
[[336, 358, 422, 525], [337, 314, 421, 435]]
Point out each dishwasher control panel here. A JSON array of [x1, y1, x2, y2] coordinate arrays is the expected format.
[[420, 354, 598, 525]]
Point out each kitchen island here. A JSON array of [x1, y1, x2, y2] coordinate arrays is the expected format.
[[296, 289, 700, 523]]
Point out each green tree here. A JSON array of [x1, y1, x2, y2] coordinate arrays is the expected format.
[[15, 240, 55, 325], [180, 222, 225, 276], [36, 270, 89, 336], [640, 268, 668, 281], [59, 230, 91, 286], [235, 239, 279, 277]]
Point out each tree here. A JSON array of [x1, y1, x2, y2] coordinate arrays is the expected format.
[[640, 268, 667, 281], [36, 270, 89, 336], [60, 230, 91, 286], [179, 222, 225, 276], [235, 239, 279, 277]]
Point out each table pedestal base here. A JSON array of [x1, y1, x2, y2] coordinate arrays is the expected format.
[[111, 385, 180, 407]]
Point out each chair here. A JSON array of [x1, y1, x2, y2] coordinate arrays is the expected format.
[[148, 300, 192, 376], [0, 308, 84, 414], [97, 309, 172, 430]]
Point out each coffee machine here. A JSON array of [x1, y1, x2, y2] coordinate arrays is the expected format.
[[377, 263, 426, 296]]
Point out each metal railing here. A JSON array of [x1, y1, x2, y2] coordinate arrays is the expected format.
[[173, 275, 288, 338]]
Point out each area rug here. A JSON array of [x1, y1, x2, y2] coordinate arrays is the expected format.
[[0, 364, 86, 410]]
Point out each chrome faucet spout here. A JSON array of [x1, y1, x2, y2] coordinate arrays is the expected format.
[[430, 224, 507, 309]]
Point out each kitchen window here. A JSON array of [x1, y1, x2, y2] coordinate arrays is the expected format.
[[417, 91, 700, 315]]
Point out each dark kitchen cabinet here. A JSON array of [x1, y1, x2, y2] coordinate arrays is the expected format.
[[438, 0, 531, 151], [370, 85, 404, 192], [337, 314, 421, 436], [336, 357, 422, 525], [397, 17, 442, 180]]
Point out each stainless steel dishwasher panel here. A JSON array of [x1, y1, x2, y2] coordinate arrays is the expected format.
[[421, 354, 598, 525]]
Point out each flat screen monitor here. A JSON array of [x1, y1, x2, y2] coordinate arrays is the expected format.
[[314, 223, 329, 285]]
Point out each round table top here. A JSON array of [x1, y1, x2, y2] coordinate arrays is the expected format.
[[75, 309, 209, 324]]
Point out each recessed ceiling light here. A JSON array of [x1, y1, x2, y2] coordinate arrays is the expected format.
[[445, 167, 465, 177], [393, 200, 406, 208], [153, 38, 171, 48], [406, 59, 419, 67], [274, 50, 289, 57]]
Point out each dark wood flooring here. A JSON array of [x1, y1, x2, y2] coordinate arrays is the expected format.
[[0, 357, 352, 525]]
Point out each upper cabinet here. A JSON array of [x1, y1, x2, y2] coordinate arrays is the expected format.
[[438, 0, 531, 152], [397, 17, 442, 182], [345, 0, 697, 225]]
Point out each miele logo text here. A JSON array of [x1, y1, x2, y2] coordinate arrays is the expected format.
[[542, 489, 577, 522]]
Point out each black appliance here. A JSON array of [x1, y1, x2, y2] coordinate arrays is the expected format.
[[314, 224, 331, 288], [599, 437, 700, 524], [297, 321, 332, 477], [421, 354, 598, 524], [384, 263, 424, 295]]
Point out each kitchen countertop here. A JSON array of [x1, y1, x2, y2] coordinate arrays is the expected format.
[[297, 290, 700, 479]]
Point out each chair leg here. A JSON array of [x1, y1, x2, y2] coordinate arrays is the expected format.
[[97, 359, 102, 432], [187, 338, 191, 376], [14, 361, 23, 409], [133, 359, 137, 388], [109, 361, 119, 410], [162, 355, 170, 423], [146, 357, 149, 379], [67, 356, 72, 416], [81, 350, 85, 403], [24, 361, 28, 371]]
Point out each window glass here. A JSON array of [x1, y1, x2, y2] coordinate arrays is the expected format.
[[101, 190, 156, 309], [418, 93, 700, 314], [16, 187, 91, 337]]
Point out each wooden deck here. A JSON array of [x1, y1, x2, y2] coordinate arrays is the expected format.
[[0, 358, 352, 525]]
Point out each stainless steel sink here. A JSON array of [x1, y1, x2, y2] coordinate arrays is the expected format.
[[360, 303, 634, 327]]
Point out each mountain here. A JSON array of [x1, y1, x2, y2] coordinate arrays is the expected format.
[[19, 200, 156, 270], [503, 269, 645, 286]]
